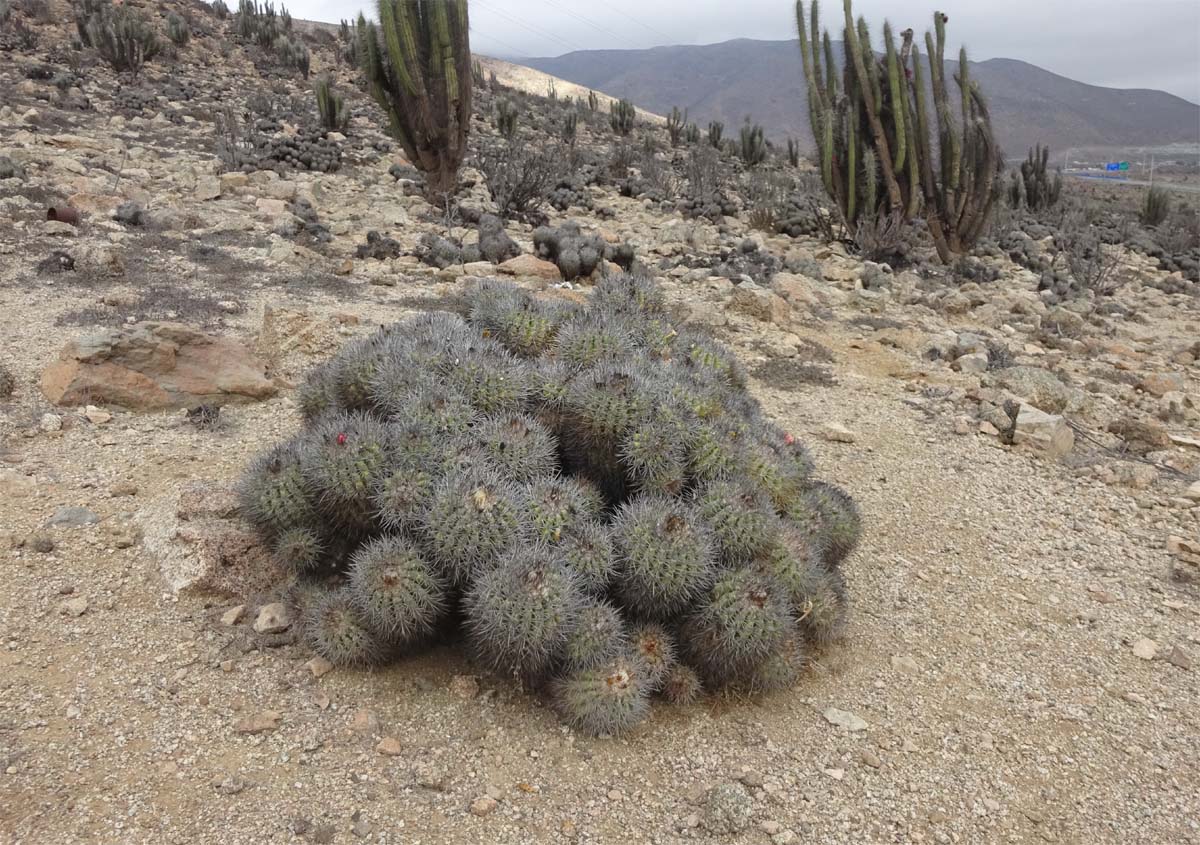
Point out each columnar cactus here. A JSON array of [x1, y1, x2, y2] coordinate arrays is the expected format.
[[360, 0, 472, 203], [707, 120, 724, 148], [314, 75, 350, 132], [1012, 144, 1062, 210], [666, 106, 687, 147], [796, 1, 1000, 262], [610, 98, 635, 136], [239, 274, 862, 736]]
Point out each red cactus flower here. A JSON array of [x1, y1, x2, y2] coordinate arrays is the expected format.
[[784, 432, 795, 446], [336, 432, 348, 445]]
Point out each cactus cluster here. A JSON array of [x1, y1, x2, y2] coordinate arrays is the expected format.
[[1008, 144, 1062, 210], [610, 98, 635, 136], [314, 75, 349, 132], [239, 274, 861, 735], [75, 0, 162, 76]]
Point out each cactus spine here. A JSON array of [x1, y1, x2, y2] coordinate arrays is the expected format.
[[796, 1, 999, 263], [360, 0, 472, 203]]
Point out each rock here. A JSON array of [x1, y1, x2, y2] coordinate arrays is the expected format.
[[253, 602, 292, 634], [1184, 482, 1200, 502], [255, 198, 289, 218], [890, 655, 920, 675], [62, 596, 88, 617], [1138, 372, 1185, 397], [1131, 638, 1158, 660], [307, 656, 334, 678], [220, 605, 245, 626], [376, 736, 403, 756], [470, 796, 498, 817], [819, 422, 858, 444], [823, 707, 868, 732], [42, 322, 277, 411], [350, 708, 379, 733], [449, 674, 480, 700], [47, 506, 101, 528], [234, 710, 281, 734], [701, 783, 753, 835], [84, 405, 113, 424], [43, 220, 78, 237], [1165, 646, 1192, 671], [770, 272, 823, 307], [39, 413, 63, 432], [195, 177, 222, 200], [139, 481, 282, 595], [27, 533, 55, 553], [953, 351, 989, 373], [1107, 416, 1172, 455], [21, 108, 40, 126], [1011, 404, 1074, 459], [70, 243, 125, 278], [497, 253, 561, 282], [727, 284, 791, 326], [993, 366, 1079, 414]]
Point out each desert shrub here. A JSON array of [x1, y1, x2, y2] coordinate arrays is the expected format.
[[238, 275, 861, 735], [477, 139, 564, 219]]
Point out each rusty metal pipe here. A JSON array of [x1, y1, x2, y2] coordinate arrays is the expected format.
[[47, 206, 80, 225]]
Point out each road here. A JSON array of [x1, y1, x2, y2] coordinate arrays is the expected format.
[[1066, 172, 1200, 194]]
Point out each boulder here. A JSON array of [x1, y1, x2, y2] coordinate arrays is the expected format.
[[139, 481, 282, 595], [1011, 403, 1074, 459], [497, 253, 561, 282], [992, 366, 1081, 414], [42, 322, 276, 410], [727, 283, 791, 326]]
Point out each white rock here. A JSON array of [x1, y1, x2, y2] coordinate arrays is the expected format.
[[823, 707, 868, 732], [253, 602, 292, 634], [1011, 403, 1074, 459], [820, 422, 858, 444], [40, 413, 63, 432], [1132, 638, 1158, 660]]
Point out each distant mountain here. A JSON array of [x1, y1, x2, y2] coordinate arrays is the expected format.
[[523, 38, 1200, 154]]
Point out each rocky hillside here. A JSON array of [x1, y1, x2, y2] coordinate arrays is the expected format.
[[1, 2, 1198, 844], [524, 38, 1200, 151]]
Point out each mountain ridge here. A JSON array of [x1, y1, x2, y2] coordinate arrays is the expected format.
[[522, 38, 1200, 153]]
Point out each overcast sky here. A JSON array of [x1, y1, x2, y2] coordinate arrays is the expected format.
[[296, 0, 1200, 104]]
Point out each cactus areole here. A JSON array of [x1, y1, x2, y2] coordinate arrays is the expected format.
[[361, 0, 472, 204]]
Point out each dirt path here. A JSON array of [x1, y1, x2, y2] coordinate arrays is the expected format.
[[3, 320, 1195, 845]]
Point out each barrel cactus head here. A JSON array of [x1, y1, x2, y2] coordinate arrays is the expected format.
[[552, 652, 650, 736]]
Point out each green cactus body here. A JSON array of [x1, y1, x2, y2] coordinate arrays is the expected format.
[[682, 568, 792, 685], [659, 663, 703, 705], [464, 546, 584, 677], [558, 521, 617, 594], [240, 440, 316, 537], [612, 497, 715, 620], [304, 588, 387, 667], [421, 468, 525, 586], [552, 653, 650, 736], [563, 600, 628, 672], [348, 535, 446, 643]]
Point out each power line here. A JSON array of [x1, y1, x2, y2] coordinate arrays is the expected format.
[[533, 0, 629, 45], [471, 0, 588, 55]]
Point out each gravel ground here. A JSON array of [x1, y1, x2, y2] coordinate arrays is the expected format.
[[2, 313, 1196, 845]]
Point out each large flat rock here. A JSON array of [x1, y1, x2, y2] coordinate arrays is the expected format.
[[41, 321, 277, 410]]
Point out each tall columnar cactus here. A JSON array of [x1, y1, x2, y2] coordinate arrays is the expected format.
[[796, 1, 1000, 263], [666, 106, 687, 147], [360, 0, 472, 204], [610, 98, 635, 136], [1014, 144, 1062, 210], [707, 120, 724, 148], [739, 120, 768, 167], [85, 3, 162, 76], [587, 89, 599, 112], [314, 75, 350, 131]]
